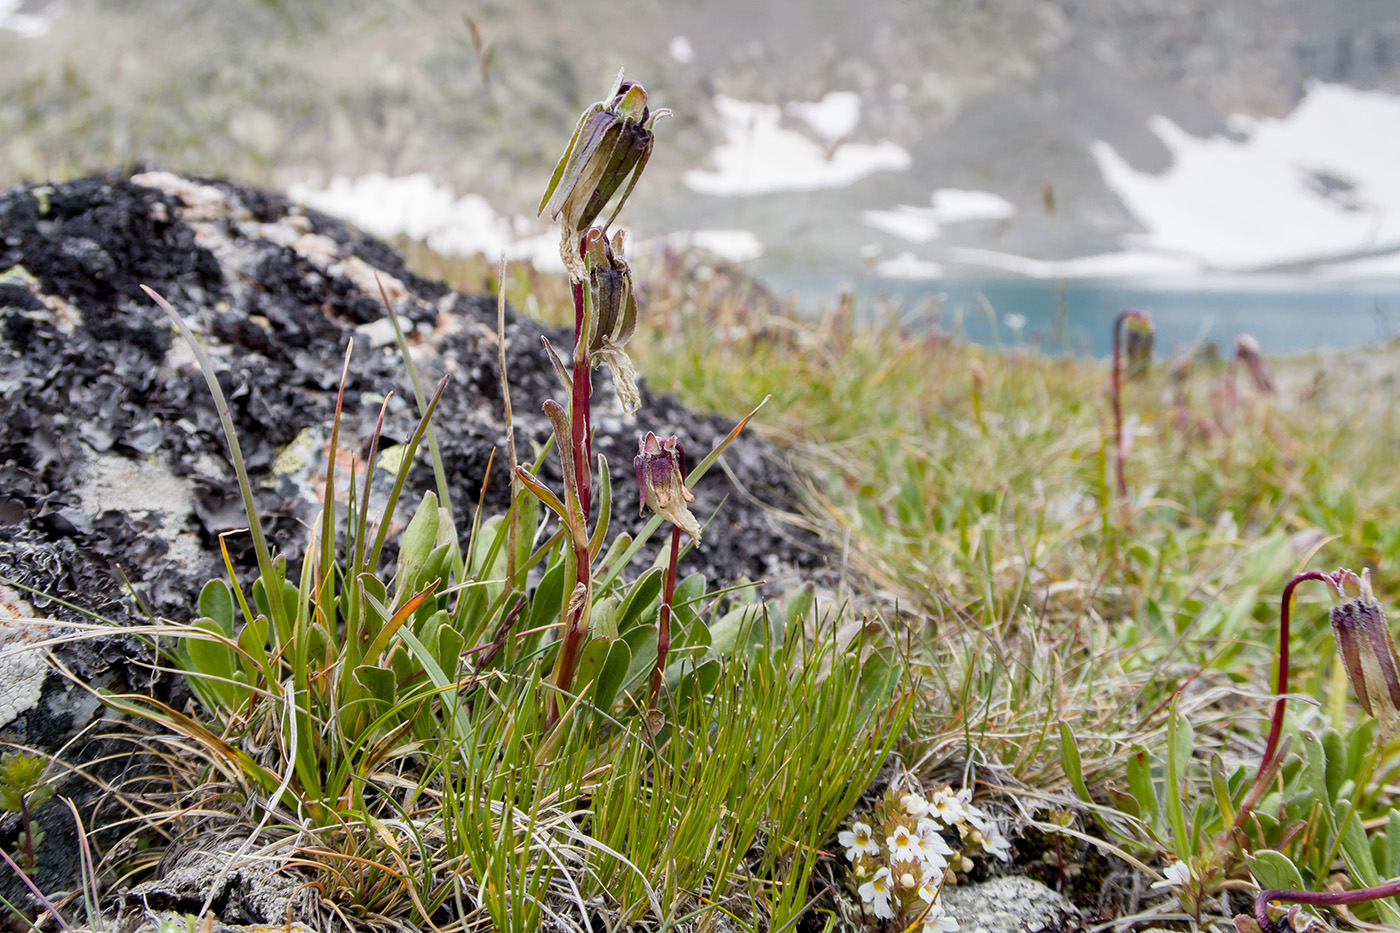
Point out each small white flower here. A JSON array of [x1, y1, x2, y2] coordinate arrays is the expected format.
[[902, 792, 931, 818], [887, 824, 925, 864], [929, 788, 967, 825], [921, 901, 959, 933], [980, 820, 1013, 862], [917, 863, 944, 903], [838, 821, 881, 862], [1151, 860, 1194, 890], [917, 821, 953, 870], [858, 867, 896, 919]]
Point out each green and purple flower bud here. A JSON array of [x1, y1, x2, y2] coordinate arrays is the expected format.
[[1325, 568, 1400, 740], [539, 71, 670, 279], [1234, 334, 1276, 395], [583, 226, 641, 413], [1123, 309, 1154, 378], [634, 432, 701, 543]]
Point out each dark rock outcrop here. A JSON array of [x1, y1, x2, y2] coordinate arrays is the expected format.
[[0, 170, 820, 913]]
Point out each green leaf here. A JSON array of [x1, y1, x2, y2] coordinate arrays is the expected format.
[[574, 635, 614, 695], [592, 596, 620, 639], [675, 658, 722, 711], [1209, 752, 1236, 827], [1246, 850, 1305, 892], [706, 604, 763, 661], [619, 624, 658, 694], [616, 567, 664, 634], [1304, 731, 1331, 807], [1386, 810, 1400, 881], [1165, 704, 1192, 860], [785, 582, 816, 633], [1059, 722, 1094, 806], [199, 579, 235, 635], [186, 618, 236, 707], [396, 491, 441, 598], [528, 561, 566, 638], [354, 664, 397, 709], [436, 621, 464, 679], [1322, 728, 1347, 804], [593, 638, 632, 715], [236, 614, 270, 685], [854, 652, 899, 729], [1126, 746, 1161, 833]]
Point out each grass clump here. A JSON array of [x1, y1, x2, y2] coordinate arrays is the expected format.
[[409, 243, 1400, 929]]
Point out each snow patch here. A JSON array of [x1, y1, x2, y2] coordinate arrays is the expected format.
[[684, 95, 910, 197], [876, 252, 945, 279], [679, 229, 764, 262], [862, 189, 1016, 242], [669, 35, 694, 63], [288, 172, 564, 271], [1092, 83, 1400, 271], [949, 247, 1202, 278], [0, 0, 54, 37], [931, 189, 1017, 223], [788, 91, 862, 143]]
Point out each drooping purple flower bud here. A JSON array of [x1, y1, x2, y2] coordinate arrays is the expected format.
[[582, 226, 641, 413], [1123, 310, 1154, 378], [539, 71, 670, 278], [1234, 334, 1276, 395], [1326, 568, 1400, 740], [634, 432, 701, 543]]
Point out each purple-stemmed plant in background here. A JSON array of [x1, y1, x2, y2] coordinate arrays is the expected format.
[[1111, 308, 1154, 501], [1216, 568, 1400, 929]]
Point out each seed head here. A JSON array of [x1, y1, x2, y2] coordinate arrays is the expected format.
[[540, 71, 670, 278], [583, 227, 641, 413]]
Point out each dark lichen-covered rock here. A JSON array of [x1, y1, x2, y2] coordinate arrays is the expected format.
[[0, 169, 820, 912]]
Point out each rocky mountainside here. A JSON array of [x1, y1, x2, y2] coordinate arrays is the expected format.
[[2, 0, 1398, 279]]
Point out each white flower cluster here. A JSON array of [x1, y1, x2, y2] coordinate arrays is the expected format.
[[838, 785, 1014, 933]]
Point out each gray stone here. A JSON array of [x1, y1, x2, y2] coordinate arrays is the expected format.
[[941, 876, 1079, 933]]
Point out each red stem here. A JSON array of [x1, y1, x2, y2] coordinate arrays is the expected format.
[[545, 259, 595, 729], [1256, 879, 1400, 932], [1227, 570, 1330, 841], [649, 525, 682, 708], [571, 278, 592, 518], [1112, 310, 1129, 499]]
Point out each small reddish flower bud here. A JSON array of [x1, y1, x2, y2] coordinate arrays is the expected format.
[[1326, 568, 1400, 740], [634, 432, 701, 543], [582, 226, 641, 412], [1235, 334, 1276, 394], [1123, 309, 1154, 378]]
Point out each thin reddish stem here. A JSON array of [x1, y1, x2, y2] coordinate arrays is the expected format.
[[1225, 570, 1330, 843], [1256, 879, 1400, 932], [1112, 310, 1129, 499], [649, 525, 682, 708]]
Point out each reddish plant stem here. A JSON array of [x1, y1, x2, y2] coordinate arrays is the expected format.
[[1112, 310, 1129, 500], [18, 793, 35, 869], [545, 258, 595, 730], [1226, 570, 1329, 842], [1255, 879, 1400, 932], [649, 524, 683, 709], [570, 278, 592, 518], [1260, 572, 1328, 773]]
